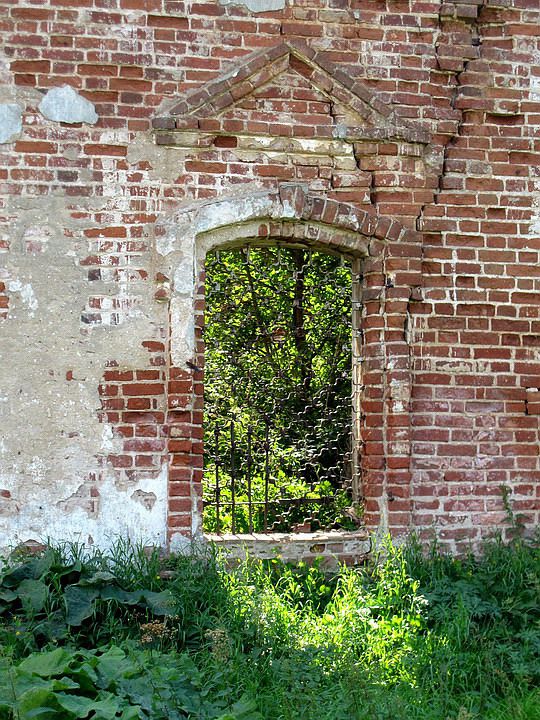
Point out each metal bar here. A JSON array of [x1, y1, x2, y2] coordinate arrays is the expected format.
[[247, 424, 253, 533], [264, 418, 270, 532], [211, 496, 335, 506], [230, 420, 236, 534], [214, 425, 220, 534]]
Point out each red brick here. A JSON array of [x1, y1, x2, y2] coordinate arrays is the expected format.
[[15, 141, 57, 154], [10, 60, 50, 73], [122, 383, 165, 396], [0, 0, 538, 553], [84, 226, 128, 238], [84, 144, 128, 157], [125, 438, 166, 452], [148, 14, 189, 28], [78, 64, 118, 76]]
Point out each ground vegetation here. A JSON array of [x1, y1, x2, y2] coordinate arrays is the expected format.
[[0, 528, 538, 719]]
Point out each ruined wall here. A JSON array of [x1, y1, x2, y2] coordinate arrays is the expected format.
[[0, 0, 538, 553]]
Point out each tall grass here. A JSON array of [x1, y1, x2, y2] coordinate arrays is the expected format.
[[198, 535, 540, 719], [0, 534, 539, 719]]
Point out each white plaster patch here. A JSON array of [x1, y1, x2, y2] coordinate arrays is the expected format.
[[169, 533, 192, 554], [131, 489, 157, 510], [388, 378, 410, 413], [0, 53, 12, 91], [100, 424, 115, 453], [8, 279, 38, 316], [333, 124, 348, 139], [218, 0, 285, 12], [0, 104, 22, 143], [39, 85, 98, 125], [363, 51, 400, 69], [531, 63, 540, 102], [173, 252, 195, 295], [170, 297, 195, 366], [22, 224, 52, 254], [280, 197, 298, 218], [529, 177, 540, 237], [28, 456, 46, 485], [0, 192, 170, 552], [377, 494, 389, 536], [191, 483, 202, 537], [196, 193, 280, 234], [99, 130, 130, 145], [156, 226, 179, 257], [0, 465, 168, 551]]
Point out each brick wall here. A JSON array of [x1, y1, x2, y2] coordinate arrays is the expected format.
[[0, 0, 538, 553]]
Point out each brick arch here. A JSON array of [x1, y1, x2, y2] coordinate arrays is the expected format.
[[157, 184, 411, 265], [158, 185, 422, 549]]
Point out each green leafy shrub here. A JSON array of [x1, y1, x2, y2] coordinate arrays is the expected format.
[[0, 645, 261, 720], [0, 543, 177, 655]]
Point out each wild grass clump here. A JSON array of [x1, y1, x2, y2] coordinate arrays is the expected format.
[[0, 533, 539, 719]]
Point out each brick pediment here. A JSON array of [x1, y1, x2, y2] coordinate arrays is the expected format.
[[153, 41, 430, 146]]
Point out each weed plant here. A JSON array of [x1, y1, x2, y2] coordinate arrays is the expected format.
[[0, 533, 539, 719]]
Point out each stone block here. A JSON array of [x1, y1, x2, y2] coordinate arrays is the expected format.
[[39, 85, 98, 125]]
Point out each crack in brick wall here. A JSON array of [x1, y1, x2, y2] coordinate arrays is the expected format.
[[408, 0, 540, 551]]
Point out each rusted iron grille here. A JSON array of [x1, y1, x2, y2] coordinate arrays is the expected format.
[[203, 245, 360, 534]]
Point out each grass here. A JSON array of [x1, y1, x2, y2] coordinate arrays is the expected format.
[[0, 533, 539, 719]]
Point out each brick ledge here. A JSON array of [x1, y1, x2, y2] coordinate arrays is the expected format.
[[205, 530, 371, 567]]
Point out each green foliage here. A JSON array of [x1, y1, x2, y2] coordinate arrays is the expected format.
[[208, 535, 540, 720], [203, 247, 355, 532], [1, 534, 540, 719], [0, 645, 261, 720], [0, 542, 177, 655]]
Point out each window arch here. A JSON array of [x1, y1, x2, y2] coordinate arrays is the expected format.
[[158, 185, 419, 548]]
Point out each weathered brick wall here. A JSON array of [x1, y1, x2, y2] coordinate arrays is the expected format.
[[0, 0, 538, 553]]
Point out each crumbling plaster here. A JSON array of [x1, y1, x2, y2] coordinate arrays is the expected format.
[[218, 0, 285, 13], [0, 50, 37, 145], [0, 54, 98, 145], [0, 193, 168, 550], [156, 187, 370, 368], [0, 32, 177, 548], [0, 104, 22, 144]]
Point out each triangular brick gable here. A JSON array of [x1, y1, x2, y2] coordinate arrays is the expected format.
[[153, 41, 430, 144], [220, 69, 370, 132]]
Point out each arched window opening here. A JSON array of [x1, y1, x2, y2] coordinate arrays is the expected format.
[[203, 244, 362, 535]]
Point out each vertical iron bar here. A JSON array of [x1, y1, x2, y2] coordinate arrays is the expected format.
[[230, 421, 236, 534], [264, 418, 270, 532], [247, 425, 253, 533], [214, 425, 220, 534]]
